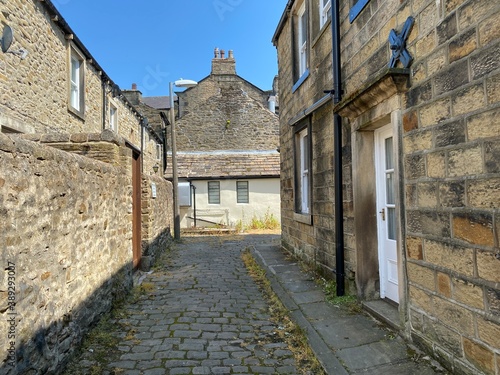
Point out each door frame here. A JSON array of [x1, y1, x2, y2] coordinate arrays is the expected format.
[[374, 124, 399, 303], [131, 149, 142, 269], [352, 111, 405, 307]]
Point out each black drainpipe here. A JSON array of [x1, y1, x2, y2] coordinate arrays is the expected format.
[[160, 112, 169, 173], [102, 80, 107, 130], [332, 0, 345, 296]]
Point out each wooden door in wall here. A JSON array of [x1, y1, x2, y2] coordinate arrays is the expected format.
[[132, 150, 142, 269], [375, 125, 399, 303]]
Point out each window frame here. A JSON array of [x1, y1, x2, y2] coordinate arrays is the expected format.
[[298, 2, 308, 78], [68, 44, 85, 118], [109, 102, 118, 131], [294, 119, 312, 217], [156, 144, 162, 162], [236, 181, 249, 204], [319, 0, 331, 29], [208, 181, 221, 205]]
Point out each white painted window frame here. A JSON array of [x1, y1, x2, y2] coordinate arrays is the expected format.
[[69, 45, 85, 117], [299, 128, 310, 214], [298, 2, 308, 77], [109, 102, 118, 131], [320, 0, 331, 28]]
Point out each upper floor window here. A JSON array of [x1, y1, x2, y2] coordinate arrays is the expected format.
[[156, 144, 162, 161], [237, 181, 249, 204], [298, 3, 308, 77], [208, 181, 220, 204], [320, 0, 331, 28], [109, 103, 117, 131], [69, 45, 85, 117]]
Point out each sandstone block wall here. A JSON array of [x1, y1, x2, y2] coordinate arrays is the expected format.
[[275, 0, 500, 373], [276, 1, 355, 287], [397, 1, 500, 373], [0, 133, 133, 374]]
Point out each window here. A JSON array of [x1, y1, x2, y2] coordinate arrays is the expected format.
[[237, 181, 249, 204], [320, 0, 331, 28], [298, 3, 308, 77], [156, 144, 162, 161], [109, 103, 117, 131], [295, 126, 311, 214], [208, 181, 220, 204], [69, 46, 85, 116], [293, 2, 310, 92]]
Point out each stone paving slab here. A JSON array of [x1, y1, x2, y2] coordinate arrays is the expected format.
[[251, 238, 447, 375]]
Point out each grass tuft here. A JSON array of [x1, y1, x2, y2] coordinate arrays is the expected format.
[[241, 248, 326, 375]]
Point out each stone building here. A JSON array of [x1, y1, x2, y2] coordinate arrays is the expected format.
[[0, 1, 172, 373], [164, 49, 281, 229], [273, 0, 500, 374]]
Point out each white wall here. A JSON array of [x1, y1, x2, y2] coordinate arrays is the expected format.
[[179, 178, 280, 228]]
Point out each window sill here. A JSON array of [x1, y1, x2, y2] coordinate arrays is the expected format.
[[292, 70, 309, 93], [68, 105, 85, 121], [294, 212, 312, 225]]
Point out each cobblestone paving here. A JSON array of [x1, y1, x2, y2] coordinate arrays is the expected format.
[[65, 235, 299, 375]]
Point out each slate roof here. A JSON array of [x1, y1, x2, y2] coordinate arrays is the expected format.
[[165, 151, 280, 179], [142, 96, 172, 110]]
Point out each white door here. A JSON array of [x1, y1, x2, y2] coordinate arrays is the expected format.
[[375, 125, 399, 303]]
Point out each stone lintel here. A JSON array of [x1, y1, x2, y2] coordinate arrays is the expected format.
[[334, 68, 411, 120]]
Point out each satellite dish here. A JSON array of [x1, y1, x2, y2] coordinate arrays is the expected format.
[[1, 25, 13, 53]]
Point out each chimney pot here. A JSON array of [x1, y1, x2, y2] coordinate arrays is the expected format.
[[228, 50, 234, 59], [132, 83, 137, 90], [214, 47, 220, 59], [221, 49, 225, 59]]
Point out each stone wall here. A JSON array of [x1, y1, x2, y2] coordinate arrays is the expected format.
[[140, 175, 173, 271], [396, 1, 500, 373], [276, 1, 355, 287], [175, 84, 279, 152], [0, 133, 133, 374], [173, 52, 279, 152], [275, 0, 500, 373]]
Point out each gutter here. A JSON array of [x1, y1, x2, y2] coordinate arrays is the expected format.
[[287, 94, 332, 126], [272, 0, 295, 45]]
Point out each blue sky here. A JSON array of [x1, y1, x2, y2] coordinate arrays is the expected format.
[[52, 0, 287, 97]]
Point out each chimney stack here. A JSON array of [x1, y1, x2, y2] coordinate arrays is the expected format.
[[211, 47, 236, 75], [121, 83, 142, 105]]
